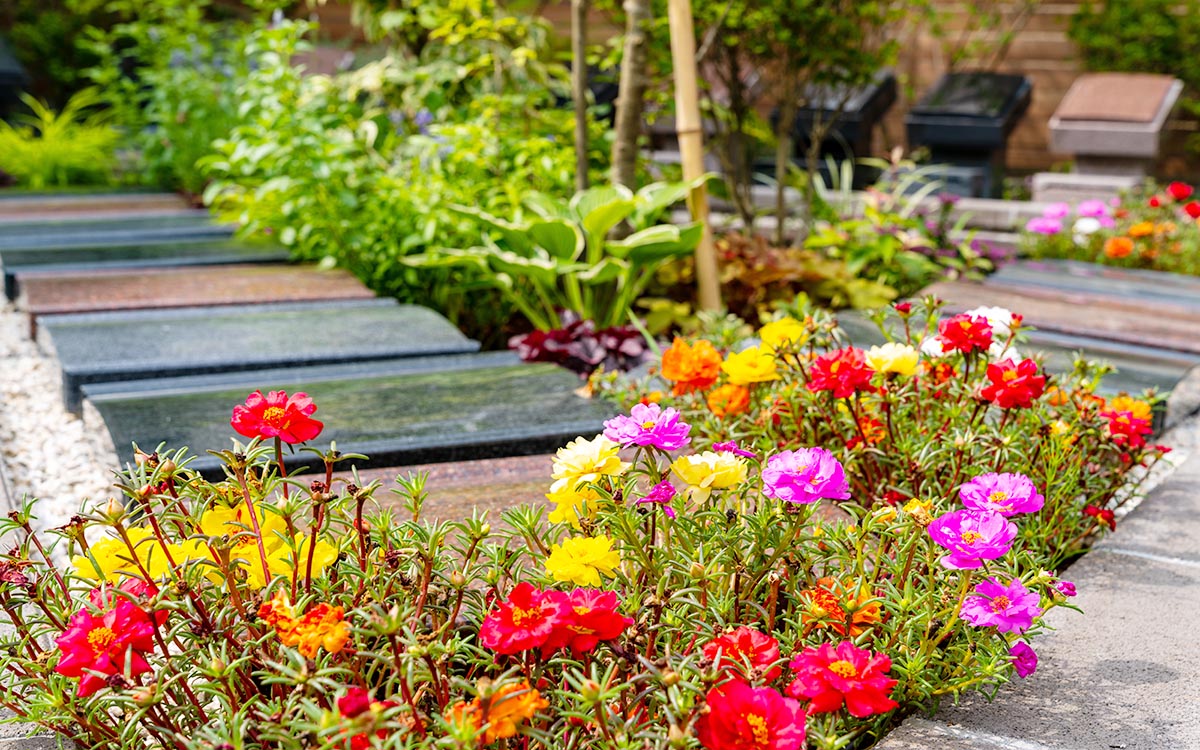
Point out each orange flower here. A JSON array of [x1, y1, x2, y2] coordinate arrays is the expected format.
[[1044, 386, 1070, 407], [1156, 221, 1176, 236], [799, 578, 881, 636], [1106, 395, 1152, 421], [1128, 221, 1154, 238], [661, 338, 723, 395], [259, 591, 350, 657], [1103, 236, 1133, 258], [707, 384, 750, 417], [447, 681, 547, 743]]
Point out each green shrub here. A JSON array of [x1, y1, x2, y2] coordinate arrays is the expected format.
[[1069, 0, 1200, 90], [0, 89, 121, 188]]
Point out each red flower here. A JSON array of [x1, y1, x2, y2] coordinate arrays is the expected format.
[[55, 596, 157, 697], [701, 626, 783, 681], [1167, 182, 1194, 201], [1084, 505, 1116, 531], [1148, 195, 1163, 208], [936, 314, 993, 354], [479, 582, 570, 655], [893, 301, 913, 315], [339, 687, 403, 750], [696, 680, 807, 750], [786, 641, 899, 718], [979, 358, 1045, 409], [1184, 202, 1200, 219], [806, 348, 874, 399], [543, 588, 632, 656], [231, 390, 323, 444], [1101, 409, 1153, 449], [89, 579, 168, 627]]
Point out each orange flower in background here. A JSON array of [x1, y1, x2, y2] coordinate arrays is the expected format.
[[661, 338, 723, 395], [259, 591, 351, 657], [1155, 222, 1176, 235], [1103, 237, 1133, 259], [1044, 386, 1070, 407], [1106, 395, 1152, 421], [447, 681, 547, 743], [1128, 222, 1154, 238], [707, 384, 750, 417]]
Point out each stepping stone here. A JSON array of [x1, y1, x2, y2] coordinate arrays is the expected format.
[[0, 190, 187, 218], [988, 258, 1200, 312], [44, 299, 479, 413], [0, 210, 230, 250], [83, 352, 613, 480], [2, 238, 290, 300], [20, 264, 376, 338], [924, 280, 1200, 356]]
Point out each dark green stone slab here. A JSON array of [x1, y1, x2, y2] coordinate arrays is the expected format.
[[989, 259, 1200, 310], [3, 239, 289, 300], [85, 352, 613, 479], [0, 210, 221, 244], [45, 300, 479, 413]]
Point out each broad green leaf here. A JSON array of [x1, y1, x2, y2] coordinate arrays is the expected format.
[[577, 257, 628, 285], [529, 220, 584, 261], [569, 184, 633, 222], [610, 223, 704, 263]]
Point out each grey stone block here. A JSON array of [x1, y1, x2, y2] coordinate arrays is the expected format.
[[1030, 172, 1141, 204], [1094, 451, 1200, 564], [0, 211, 231, 250], [1050, 80, 1183, 160]]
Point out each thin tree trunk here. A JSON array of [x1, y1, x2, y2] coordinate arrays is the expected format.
[[571, 0, 589, 192], [773, 93, 798, 246], [611, 0, 652, 188]]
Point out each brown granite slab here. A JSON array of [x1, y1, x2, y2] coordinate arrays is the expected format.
[[0, 192, 188, 219], [1054, 73, 1175, 123], [21, 264, 375, 338], [923, 280, 1200, 356]]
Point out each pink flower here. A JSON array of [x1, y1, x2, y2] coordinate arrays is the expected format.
[[1076, 199, 1110, 218], [713, 440, 756, 458], [1054, 580, 1077, 597], [231, 390, 323, 444], [696, 680, 807, 750], [55, 596, 157, 697], [927, 509, 1017, 569], [959, 577, 1042, 633], [639, 480, 677, 518], [959, 472, 1044, 516], [602, 403, 691, 452], [701, 626, 783, 681], [1025, 217, 1062, 235], [1042, 202, 1071, 220], [786, 641, 899, 718], [1009, 641, 1038, 678], [761, 448, 850, 505]]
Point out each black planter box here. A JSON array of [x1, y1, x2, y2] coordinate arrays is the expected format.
[[0, 36, 29, 119], [905, 72, 1032, 197]]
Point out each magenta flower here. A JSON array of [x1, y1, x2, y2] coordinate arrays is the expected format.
[[761, 447, 851, 505], [1054, 580, 1077, 597], [1025, 217, 1062, 235], [927, 509, 1017, 569], [1042, 202, 1071, 220], [713, 440, 756, 458], [602, 403, 691, 452], [1009, 641, 1038, 678], [959, 473, 1044, 516], [640, 480, 677, 518], [959, 577, 1042, 633], [1076, 199, 1110, 218]]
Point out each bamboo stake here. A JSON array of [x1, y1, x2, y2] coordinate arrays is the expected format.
[[572, 0, 589, 192], [667, 0, 720, 311]]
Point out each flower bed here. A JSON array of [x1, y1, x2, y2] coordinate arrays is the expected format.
[[1022, 181, 1200, 274], [0, 305, 1164, 749]]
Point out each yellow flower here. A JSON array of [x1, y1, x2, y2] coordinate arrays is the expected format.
[[901, 498, 933, 526], [1129, 221, 1154, 238], [759, 317, 808, 350], [72, 527, 175, 583], [670, 451, 748, 502], [1049, 419, 1070, 436], [720, 346, 779, 385], [545, 535, 621, 586], [865, 343, 918, 377], [199, 503, 337, 589], [545, 483, 601, 529], [1107, 395, 1152, 421], [550, 435, 629, 494]]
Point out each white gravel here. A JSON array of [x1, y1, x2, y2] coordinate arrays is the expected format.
[[0, 301, 117, 537]]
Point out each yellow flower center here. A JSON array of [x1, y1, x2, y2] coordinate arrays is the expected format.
[[641, 420, 657, 430], [990, 595, 1012, 612], [510, 606, 540, 626], [1002, 370, 1017, 382], [960, 320, 972, 330], [573, 606, 592, 616], [961, 531, 984, 545], [744, 713, 770, 747], [261, 406, 287, 426], [830, 361, 842, 374], [988, 491, 1008, 503], [87, 626, 117, 653], [828, 659, 857, 678]]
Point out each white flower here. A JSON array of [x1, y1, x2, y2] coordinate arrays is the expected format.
[[963, 306, 1015, 338], [920, 336, 947, 358], [1072, 216, 1102, 246]]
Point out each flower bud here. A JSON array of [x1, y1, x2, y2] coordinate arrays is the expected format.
[[159, 459, 176, 476], [101, 497, 126, 522], [132, 683, 157, 706], [580, 679, 602, 703], [668, 724, 688, 747], [449, 571, 467, 588], [689, 562, 705, 579], [661, 670, 680, 687]]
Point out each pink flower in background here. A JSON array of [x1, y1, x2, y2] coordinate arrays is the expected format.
[[603, 403, 691, 452], [959, 473, 1045, 516], [1009, 641, 1038, 678], [1054, 580, 1077, 597], [762, 447, 851, 505], [959, 577, 1042, 633], [1025, 217, 1063, 235], [712, 440, 756, 458], [1076, 199, 1110, 218], [640, 480, 678, 518], [927, 509, 1017, 569], [1042, 202, 1071, 219]]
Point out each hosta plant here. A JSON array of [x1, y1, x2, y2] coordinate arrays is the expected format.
[[0, 312, 1162, 749]]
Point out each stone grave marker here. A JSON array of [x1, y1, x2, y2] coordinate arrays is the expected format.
[[43, 299, 480, 413], [0, 210, 230, 249], [84, 352, 613, 479], [20, 264, 376, 338], [986, 259, 1200, 313]]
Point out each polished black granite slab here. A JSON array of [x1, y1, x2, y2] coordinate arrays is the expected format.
[[0, 210, 230, 250]]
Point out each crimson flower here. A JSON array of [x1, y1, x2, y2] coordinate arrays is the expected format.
[[979, 358, 1045, 408], [696, 680, 807, 750], [338, 687, 402, 750], [1101, 409, 1152, 449], [1167, 181, 1194, 201], [542, 588, 632, 656], [1148, 195, 1163, 208], [786, 641, 899, 718], [231, 390, 323, 444], [89, 578, 168, 627], [806, 347, 874, 398], [1185, 202, 1200, 219], [55, 596, 157, 697], [701, 626, 783, 681], [936, 314, 993, 354], [479, 582, 570, 654], [1084, 504, 1116, 530]]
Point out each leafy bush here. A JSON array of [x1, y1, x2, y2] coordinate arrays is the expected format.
[[0, 89, 121, 188], [1021, 181, 1200, 274], [0, 306, 1163, 750], [1069, 0, 1200, 91]]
